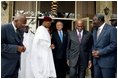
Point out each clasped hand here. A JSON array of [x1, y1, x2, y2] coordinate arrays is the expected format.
[[17, 46, 26, 53], [92, 50, 100, 58]]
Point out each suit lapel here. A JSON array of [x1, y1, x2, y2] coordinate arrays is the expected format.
[[73, 30, 80, 44], [9, 24, 21, 43], [93, 28, 97, 45], [16, 29, 24, 41], [81, 30, 86, 43], [63, 31, 66, 43], [96, 24, 107, 45]]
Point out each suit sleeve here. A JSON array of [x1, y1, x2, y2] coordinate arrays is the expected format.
[[51, 33, 55, 45], [51, 33, 56, 53], [1, 26, 18, 54], [88, 34, 93, 60], [66, 32, 71, 59], [99, 27, 117, 55]]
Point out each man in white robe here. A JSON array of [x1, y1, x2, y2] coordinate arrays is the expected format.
[[18, 26, 35, 78], [30, 16, 56, 78]]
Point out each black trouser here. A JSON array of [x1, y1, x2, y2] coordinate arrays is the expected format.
[[91, 65, 94, 78], [54, 59, 67, 78]]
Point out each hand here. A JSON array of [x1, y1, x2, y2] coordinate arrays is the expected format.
[[17, 46, 26, 53], [88, 60, 92, 69], [22, 46, 26, 52], [92, 50, 100, 58], [50, 44, 55, 49], [67, 60, 69, 66]]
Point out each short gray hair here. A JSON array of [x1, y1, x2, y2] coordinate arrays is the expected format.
[[95, 14, 105, 22]]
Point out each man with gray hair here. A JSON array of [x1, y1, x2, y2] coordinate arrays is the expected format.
[[1, 13, 27, 78], [92, 14, 117, 78]]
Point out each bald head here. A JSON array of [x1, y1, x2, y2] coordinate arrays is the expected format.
[[14, 13, 26, 22], [75, 19, 84, 31], [76, 19, 84, 26], [13, 13, 27, 29]]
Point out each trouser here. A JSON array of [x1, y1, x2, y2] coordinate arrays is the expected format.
[[69, 65, 86, 78], [2, 61, 20, 78], [94, 64, 116, 78], [54, 59, 67, 78], [69, 57, 86, 78]]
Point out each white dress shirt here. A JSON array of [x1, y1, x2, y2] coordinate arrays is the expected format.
[[97, 23, 105, 39], [76, 29, 83, 40], [12, 21, 17, 32]]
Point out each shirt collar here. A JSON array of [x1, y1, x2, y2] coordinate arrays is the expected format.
[[76, 29, 83, 33], [98, 23, 105, 30], [58, 30, 62, 33], [12, 21, 17, 32]]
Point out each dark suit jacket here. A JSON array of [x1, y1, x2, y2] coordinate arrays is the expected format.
[[92, 24, 117, 68], [67, 29, 92, 67], [1, 23, 24, 77], [52, 31, 68, 59]]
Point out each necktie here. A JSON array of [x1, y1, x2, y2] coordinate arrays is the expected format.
[[78, 31, 81, 43], [59, 31, 63, 42], [97, 28, 100, 39]]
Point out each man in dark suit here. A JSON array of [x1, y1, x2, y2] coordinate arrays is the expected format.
[[52, 21, 68, 78], [109, 14, 117, 28], [1, 13, 27, 78], [67, 19, 92, 78], [92, 14, 117, 78]]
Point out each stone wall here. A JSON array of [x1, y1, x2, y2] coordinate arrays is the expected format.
[[96, 1, 112, 24], [1, 1, 13, 25]]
